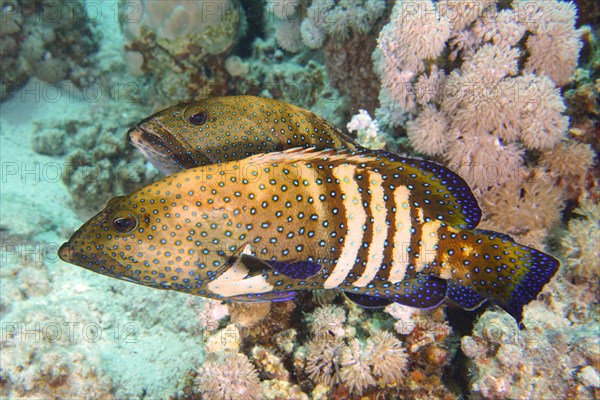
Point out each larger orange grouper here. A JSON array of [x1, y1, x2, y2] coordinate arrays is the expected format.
[[59, 147, 559, 326]]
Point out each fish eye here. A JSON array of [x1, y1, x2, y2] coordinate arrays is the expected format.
[[112, 216, 137, 233], [188, 111, 207, 126]]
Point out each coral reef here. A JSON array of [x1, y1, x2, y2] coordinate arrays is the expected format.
[[0, 0, 99, 101], [236, 37, 346, 126], [195, 352, 262, 400], [293, 302, 455, 398], [3, 0, 598, 398], [119, 0, 244, 105], [263, 0, 388, 116], [462, 305, 599, 399], [30, 101, 158, 218], [373, 0, 594, 248]]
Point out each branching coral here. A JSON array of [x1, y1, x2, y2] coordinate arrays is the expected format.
[[374, 0, 583, 160], [373, 0, 586, 246], [561, 196, 600, 281], [195, 353, 262, 400], [478, 170, 566, 247]]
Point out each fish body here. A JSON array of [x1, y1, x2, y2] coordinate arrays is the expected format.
[[128, 95, 361, 174], [59, 148, 559, 324]]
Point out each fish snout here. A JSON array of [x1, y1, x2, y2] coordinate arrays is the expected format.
[[127, 126, 142, 145], [58, 242, 74, 263]]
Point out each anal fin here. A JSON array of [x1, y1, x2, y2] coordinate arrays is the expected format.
[[392, 276, 447, 309], [344, 292, 393, 308], [268, 260, 322, 279], [446, 281, 487, 310]]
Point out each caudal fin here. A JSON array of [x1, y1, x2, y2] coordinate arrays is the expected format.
[[442, 229, 560, 326]]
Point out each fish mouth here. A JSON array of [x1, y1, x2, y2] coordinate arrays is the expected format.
[[127, 123, 187, 174], [58, 242, 88, 267], [127, 125, 154, 146], [58, 242, 74, 263], [58, 242, 107, 270]]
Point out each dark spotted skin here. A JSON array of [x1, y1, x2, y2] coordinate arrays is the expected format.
[[128, 95, 362, 174]]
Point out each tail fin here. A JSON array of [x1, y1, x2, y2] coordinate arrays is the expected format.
[[442, 229, 560, 326]]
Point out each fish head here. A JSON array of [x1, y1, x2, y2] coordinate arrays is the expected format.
[[127, 96, 361, 175], [127, 99, 230, 174], [58, 195, 151, 285], [58, 173, 240, 294], [58, 192, 207, 292]]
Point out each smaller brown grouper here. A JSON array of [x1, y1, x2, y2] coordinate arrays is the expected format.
[[59, 148, 559, 326], [128, 95, 362, 174]]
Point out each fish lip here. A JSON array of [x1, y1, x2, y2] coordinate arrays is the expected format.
[[127, 125, 149, 145], [58, 242, 73, 263], [126, 126, 139, 145]]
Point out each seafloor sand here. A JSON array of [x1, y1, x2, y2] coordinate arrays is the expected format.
[[0, 80, 208, 400]]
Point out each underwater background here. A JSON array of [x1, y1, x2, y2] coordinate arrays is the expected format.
[[0, 0, 598, 399]]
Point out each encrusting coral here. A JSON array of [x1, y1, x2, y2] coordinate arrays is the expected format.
[[119, 0, 243, 105], [0, 0, 98, 101]]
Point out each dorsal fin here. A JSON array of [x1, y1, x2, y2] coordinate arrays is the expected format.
[[381, 151, 482, 229], [243, 148, 482, 229]]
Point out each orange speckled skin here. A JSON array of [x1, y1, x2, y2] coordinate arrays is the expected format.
[[59, 147, 559, 324]]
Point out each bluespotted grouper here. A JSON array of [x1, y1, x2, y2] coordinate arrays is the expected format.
[[59, 146, 559, 325], [127, 95, 361, 174]]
